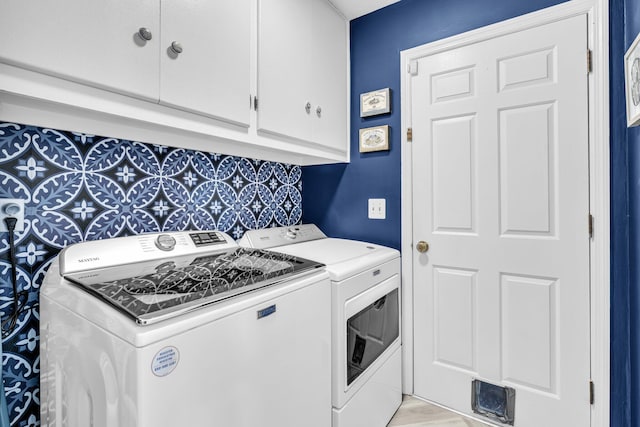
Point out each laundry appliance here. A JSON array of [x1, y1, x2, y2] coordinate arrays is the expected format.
[[239, 224, 401, 427], [40, 230, 331, 427]]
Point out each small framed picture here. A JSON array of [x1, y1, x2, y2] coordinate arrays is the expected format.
[[360, 88, 391, 117], [625, 32, 640, 127], [359, 125, 389, 153]]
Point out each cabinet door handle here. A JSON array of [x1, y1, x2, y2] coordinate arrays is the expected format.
[[170, 41, 183, 55], [316, 106, 322, 117], [305, 102, 311, 114], [138, 27, 153, 41]]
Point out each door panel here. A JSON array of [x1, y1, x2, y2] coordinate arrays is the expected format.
[[160, 0, 251, 125], [257, 0, 313, 140], [432, 67, 476, 103], [499, 103, 555, 235], [501, 274, 556, 391], [498, 48, 555, 91], [432, 115, 477, 234], [411, 14, 589, 427], [311, 0, 348, 151], [433, 267, 477, 372], [0, 0, 160, 100]]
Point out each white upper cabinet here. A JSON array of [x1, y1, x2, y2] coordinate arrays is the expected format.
[[258, 0, 348, 153], [310, 0, 349, 153], [0, 0, 348, 165], [258, 0, 313, 142], [0, 0, 160, 101], [0, 0, 250, 126], [160, 0, 251, 126]]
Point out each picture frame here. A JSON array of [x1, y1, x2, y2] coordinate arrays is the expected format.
[[625, 31, 640, 127], [360, 88, 391, 117], [359, 125, 389, 153]]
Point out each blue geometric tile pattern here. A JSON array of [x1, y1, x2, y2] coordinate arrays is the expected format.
[[0, 122, 302, 426]]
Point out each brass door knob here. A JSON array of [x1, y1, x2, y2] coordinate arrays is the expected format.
[[416, 241, 429, 253]]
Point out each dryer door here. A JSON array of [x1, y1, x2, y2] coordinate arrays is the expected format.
[[346, 287, 399, 385]]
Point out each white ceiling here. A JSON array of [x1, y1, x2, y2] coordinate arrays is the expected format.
[[330, 0, 402, 20]]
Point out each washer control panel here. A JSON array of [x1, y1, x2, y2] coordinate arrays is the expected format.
[[59, 230, 236, 275], [238, 224, 327, 249]]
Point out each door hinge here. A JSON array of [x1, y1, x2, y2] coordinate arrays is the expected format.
[[587, 50, 593, 73], [407, 127, 413, 142], [589, 214, 594, 238], [589, 380, 595, 404], [253, 96, 258, 111]]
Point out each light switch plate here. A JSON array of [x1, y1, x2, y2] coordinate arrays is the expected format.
[[368, 198, 386, 220], [0, 199, 25, 232]]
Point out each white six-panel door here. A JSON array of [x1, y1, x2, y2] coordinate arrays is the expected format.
[[411, 14, 590, 427]]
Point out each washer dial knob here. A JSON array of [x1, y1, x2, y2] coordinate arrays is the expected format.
[[285, 228, 298, 240], [155, 234, 177, 251]]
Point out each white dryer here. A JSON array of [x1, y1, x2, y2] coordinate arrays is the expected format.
[[239, 224, 402, 427], [40, 230, 332, 427]]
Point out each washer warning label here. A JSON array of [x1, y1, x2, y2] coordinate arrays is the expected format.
[[151, 346, 179, 377]]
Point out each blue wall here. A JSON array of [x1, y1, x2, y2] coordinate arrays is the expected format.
[[302, 0, 632, 425], [610, 0, 631, 424], [611, 1, 631, 426], [303, 0, 568, 250], [625, 0, 640, 424], [0, 122, 303, 426]]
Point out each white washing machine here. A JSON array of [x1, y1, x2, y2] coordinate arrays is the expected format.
[[40, 230, 332, 427], [239, 224, 402, 427]]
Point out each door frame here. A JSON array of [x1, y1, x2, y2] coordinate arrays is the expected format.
[[399, 0, 610, 425]]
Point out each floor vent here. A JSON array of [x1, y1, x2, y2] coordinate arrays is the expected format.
[[471, 379, 515, 425]]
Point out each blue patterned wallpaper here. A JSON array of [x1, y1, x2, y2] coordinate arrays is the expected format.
[[0, 122, 303, 426]]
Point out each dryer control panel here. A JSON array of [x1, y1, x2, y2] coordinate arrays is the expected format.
[[238, 224, 327, 249]]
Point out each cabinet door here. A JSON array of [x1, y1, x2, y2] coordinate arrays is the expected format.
[[160, 0, 251, 126], [311, 0, 348, 152], [257, 0, 313, 141], [0, 0, 160, 100]]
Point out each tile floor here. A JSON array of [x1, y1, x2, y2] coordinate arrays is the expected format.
[[387, 395, 494, 427]]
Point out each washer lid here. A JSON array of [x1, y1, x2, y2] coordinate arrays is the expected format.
[[64, 247, 324, 325], [271, 238, 399, 281]]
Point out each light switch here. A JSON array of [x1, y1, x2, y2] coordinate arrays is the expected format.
[[368, 198, 386, 220]]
